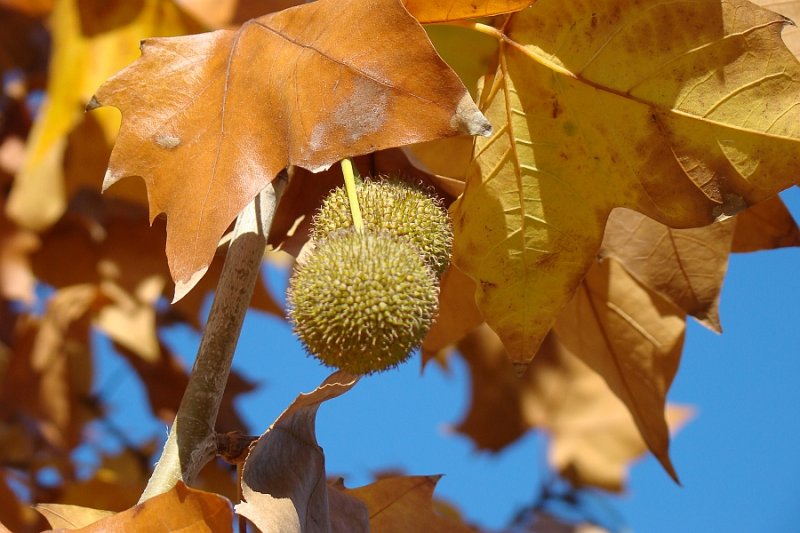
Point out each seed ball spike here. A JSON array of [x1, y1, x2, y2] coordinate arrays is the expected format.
[[287, 230, 439, 375], [312, 177, 453, 276]]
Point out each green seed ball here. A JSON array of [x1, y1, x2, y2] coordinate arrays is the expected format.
[[312, 178, 452, 276], [287, 230, 439, 375]]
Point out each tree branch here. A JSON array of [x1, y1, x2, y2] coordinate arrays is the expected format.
[[140, 175, 287, 502]]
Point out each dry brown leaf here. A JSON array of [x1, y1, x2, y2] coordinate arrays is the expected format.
[[8, 0, 199, 232], [731, 194, 800, 252], [403, 0, 533, 23], [91, 0, 490, 300], [422, 264, 483, 364], [600, 208, 732, 332], [341, 475, 476, 533], [35, 504, 113, 530], [54, 481, 233, 533], [554, 258, 686, 483], [456, 325, 691, 491], [236, 371, 368, 533], [753, 0, 800, 58]]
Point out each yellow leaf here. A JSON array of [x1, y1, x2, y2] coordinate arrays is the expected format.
[[752, 0, 800, 58], [451, 0, 800, 366]]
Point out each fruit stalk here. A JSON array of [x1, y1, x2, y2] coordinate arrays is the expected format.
[[341, 158, 364, 232], [139, 174, 287, 502]]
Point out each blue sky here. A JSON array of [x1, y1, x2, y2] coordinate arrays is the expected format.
[[93, 187, 800, 532]]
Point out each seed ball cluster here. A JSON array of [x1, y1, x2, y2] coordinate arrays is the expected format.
[[287, 230, 438, 374], [312, 178, 453, 276]]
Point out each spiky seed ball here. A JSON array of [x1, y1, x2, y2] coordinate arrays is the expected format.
[[287, 230, 439, 374], [312, 178, 452, 276]]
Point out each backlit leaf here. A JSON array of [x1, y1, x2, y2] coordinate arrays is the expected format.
[[451, 0, 800, 366], [554, 259, 686, 482], [600, 208, 732, 332], [731, 194, 800, 252]]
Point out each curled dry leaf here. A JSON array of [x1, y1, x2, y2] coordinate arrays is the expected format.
[[45, 482, 233, 533], [340, 475, 476, 533], [236, 371, 368, 533], [451, 0, 800, 367], [91, 0, 490, 301], [600, 208, 733, 332], [456, 324, 692, 491]]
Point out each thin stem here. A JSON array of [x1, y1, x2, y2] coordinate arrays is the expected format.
[[341, 158, 364, 232], [139, 174, 287, 502]]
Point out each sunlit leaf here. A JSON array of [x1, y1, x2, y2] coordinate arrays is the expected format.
[[452, 0, 800, 366], [91, 0, 489, 300]]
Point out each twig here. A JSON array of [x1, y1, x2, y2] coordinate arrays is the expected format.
[[139, 174, 287, 502]]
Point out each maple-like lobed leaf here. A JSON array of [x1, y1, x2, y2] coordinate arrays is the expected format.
[[452, 0, 800, 366], [91, 0, 490, 300]]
